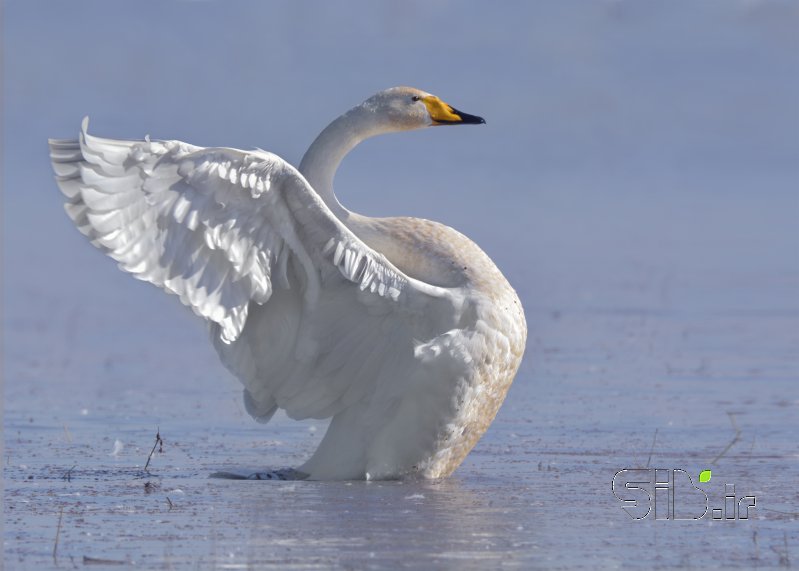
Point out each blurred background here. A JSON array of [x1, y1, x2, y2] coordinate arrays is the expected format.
[[5, 0, 798, 334], [5, 1, 798, 319], [4, 1, 798, 568]]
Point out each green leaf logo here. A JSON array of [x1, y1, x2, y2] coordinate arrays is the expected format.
[[699, 470, 712, 483]]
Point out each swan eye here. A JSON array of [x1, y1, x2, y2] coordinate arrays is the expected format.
[[411, 96, 421, 102]]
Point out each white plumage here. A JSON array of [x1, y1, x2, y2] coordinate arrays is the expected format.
[[50, 87, 526, 480]]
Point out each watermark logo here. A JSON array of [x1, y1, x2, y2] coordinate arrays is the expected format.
[[612, 468, 756, 520]]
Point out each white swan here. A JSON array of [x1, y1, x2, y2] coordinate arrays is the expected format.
[[49, 87, 527, 480]]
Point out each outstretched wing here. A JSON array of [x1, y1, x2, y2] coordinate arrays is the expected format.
[[49, 119, 469, 426]]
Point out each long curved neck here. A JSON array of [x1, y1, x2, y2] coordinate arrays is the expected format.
[[299, 105, 382, 219]]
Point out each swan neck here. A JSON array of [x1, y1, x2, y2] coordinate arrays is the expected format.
[[299, 106, 379, 217]]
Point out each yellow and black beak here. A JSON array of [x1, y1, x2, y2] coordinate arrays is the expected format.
[[422, 95, 486, 126]]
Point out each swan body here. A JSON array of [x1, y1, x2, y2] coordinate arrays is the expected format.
[[49, 87, 527, 480]]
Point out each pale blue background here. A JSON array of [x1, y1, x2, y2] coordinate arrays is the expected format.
[[5, 1, 798, 320]]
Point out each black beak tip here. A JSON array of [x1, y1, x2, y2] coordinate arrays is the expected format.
[[447, 106, 486, 125], [460, 112, 486, 125]]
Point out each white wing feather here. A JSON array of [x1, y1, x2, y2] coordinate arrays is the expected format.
[[49, 119, 467, 429]]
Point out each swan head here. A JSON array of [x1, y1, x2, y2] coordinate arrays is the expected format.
[[361, 87, 485, 132]]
